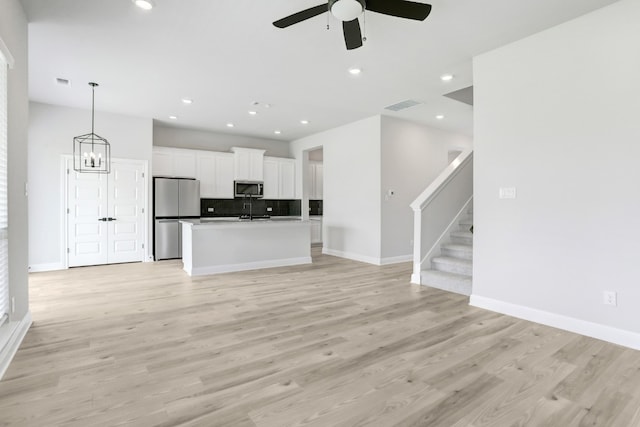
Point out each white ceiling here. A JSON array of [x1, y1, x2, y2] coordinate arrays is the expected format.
[[20, 0, 619, 142]]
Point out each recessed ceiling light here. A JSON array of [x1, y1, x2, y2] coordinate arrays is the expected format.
[[248, 111, 257, 116], [226, 123, 234, 128], [169, 115, 177, 120], [300, 120, 309, 125], [264, 103, 271, 108], [436, 115, 445, 120], [349, 67, 362, 75], [440, 74, 454, 82], [182, 98, 193, 105], [133, 0, 154, 10], [274, 130, 282, 135]]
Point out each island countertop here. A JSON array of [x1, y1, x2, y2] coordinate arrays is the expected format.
[[180, 216, 306, 228]]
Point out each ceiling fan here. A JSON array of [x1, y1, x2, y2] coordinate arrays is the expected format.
[[273, 0, 432, 50]]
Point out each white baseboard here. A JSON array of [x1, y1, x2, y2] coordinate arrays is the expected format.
[[322, 249, 411, 266], [0, 311, 32, 380], [470, 295, 640, 351], [379, 254, 412, 266], [322, 248, 381, 265], [186, 257, 313, 276], [28, 263, 66, 273]]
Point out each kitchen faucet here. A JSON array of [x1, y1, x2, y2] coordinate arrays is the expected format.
[[242, 194, 253, 220]]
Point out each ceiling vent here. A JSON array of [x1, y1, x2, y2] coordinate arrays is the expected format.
[[444, 86, 473, 106], [55, 77, 71, 87], [384, 99, 422, 112]]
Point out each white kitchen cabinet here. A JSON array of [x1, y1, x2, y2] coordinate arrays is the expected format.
[[231, 147, 265, 181], [263, 157, 296, 200], [310, 217, 323, 244], [309, 161, 323, 200], [196, 151, 234, 199], [262, 158, 279, 199], [152, 147, 197, 178]]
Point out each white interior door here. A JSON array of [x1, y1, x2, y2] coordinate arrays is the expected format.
[[67, 158, 146, 267], [107, 161, 145, 264], [67, 163, 109, 267]]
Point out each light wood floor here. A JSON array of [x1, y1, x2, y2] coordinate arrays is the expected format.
[[2, 249, 640, 426]]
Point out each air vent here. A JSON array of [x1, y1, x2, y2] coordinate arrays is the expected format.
[[384, 99, 422, 112], [444, 86, 473, 106], [55, 77, 71, 86]]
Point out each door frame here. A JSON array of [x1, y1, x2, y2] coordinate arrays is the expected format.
[[62, 155, 151, 268]]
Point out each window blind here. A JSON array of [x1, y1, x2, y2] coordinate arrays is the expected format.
[[0, 50, 8, 325]]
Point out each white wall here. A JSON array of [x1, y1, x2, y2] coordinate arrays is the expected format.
[[380, 116, 472, 261], [290, 116, 382, 263], [154, 125, 291, 157], [472, 0, 640, 348], [0, 0, 30, 377], [28, 102, 153, 271]]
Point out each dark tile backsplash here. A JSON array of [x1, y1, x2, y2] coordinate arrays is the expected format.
[[309, 200, 323, 216], [201, 199, 302, 217]]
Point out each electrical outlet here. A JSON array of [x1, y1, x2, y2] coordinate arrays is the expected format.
[[603, 291, 617, 306], [267, 207, 273, 212], [207, 207, 214, 212]]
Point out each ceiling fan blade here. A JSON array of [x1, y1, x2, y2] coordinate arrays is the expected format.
[[273, 4, 328, 28], [365, 0, 432, 21], [343, 19, 363, 50]]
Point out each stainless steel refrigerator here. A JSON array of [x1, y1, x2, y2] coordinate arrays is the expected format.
[[153, 177, 200, 260]]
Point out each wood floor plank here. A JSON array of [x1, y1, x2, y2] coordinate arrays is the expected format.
[[1, 249, 639, 426]]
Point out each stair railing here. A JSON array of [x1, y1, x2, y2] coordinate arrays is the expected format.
[[410, 150, 473, 284]]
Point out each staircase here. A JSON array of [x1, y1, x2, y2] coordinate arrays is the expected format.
[[420, 206, 473, 296]]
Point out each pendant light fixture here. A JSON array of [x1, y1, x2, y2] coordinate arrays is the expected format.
[[73, 82, 110, 174]]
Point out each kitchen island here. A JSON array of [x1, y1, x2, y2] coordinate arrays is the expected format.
[[180, 218, 312, 276]]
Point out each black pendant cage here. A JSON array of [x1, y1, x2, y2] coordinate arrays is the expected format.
[[73, 82, 111, 174], [73, 132, 110, 174]]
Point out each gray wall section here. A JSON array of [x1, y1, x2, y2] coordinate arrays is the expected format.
[[28, 102, 153, 269], [1, 0, 29, 320], [473, 0, 640, 334], [153, 124, 291, 158], [380, 116, 472, 260]]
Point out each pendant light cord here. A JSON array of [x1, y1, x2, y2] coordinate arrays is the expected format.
[[89, 82, 98, 146]]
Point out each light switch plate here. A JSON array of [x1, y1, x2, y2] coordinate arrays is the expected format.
[[499, 187, 517, 199]]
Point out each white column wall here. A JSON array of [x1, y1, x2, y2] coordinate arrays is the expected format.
[[290, 116, 382, 264], [472, 0, 640, 348]]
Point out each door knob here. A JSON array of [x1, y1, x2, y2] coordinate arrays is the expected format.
[[98, 217, 107, 222]]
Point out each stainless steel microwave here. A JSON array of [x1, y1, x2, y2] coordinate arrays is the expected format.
[[234, 181, 264, 198]]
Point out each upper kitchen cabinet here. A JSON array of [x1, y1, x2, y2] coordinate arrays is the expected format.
[[195, 151, 234, 199], [231, 147, 265, 181], [263, 157, 296, 200], [153, 147, 197, 178], [309, 161, 323, 200]]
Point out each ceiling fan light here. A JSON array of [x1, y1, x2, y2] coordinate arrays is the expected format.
[[133, 0, 154, 10], [330, 0, 364, 22]]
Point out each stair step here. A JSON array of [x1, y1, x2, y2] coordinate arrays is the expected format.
[[459, 217, 473, 226], [451, 230, 473, 245], [431, 256, 473, 275], [441, 243, 473, 260], [420, 270, 472, 296]]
